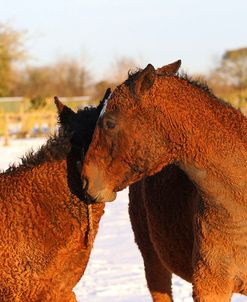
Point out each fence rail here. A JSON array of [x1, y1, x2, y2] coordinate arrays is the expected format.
[[0, 112, 57, 146]]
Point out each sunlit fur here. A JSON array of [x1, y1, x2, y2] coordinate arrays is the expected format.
[[82, 61, 247, 301], [0, 99, 106, 301]]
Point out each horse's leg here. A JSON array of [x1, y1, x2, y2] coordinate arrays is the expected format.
[[66, 291, 77, 302], [192, 263, 232, 301], [192, 240, 233, 301], [55, 290, 77, 302], [144, 256, 173, 302], [129, 183, 173, 302], [192, 274, 232, 302], [36, 289, 77, 302], [193, 294, 231, 302]]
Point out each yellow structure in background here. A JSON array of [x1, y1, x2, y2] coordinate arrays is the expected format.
[[1, 112, 57, 146], [0, 96, 95, 146]]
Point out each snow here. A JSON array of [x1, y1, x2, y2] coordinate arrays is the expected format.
[[0, 137, 245, 302]]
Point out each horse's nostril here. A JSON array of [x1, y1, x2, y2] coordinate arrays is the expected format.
[[82, 177, 89, 191]]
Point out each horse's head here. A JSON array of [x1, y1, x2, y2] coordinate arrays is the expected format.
[[54, 89, 111, 160], [81, 60, 181, 203]]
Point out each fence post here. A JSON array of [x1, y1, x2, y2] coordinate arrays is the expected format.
[[3, 114, 10, 146]]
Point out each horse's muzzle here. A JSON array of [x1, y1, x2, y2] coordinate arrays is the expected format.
[[81, 163, 117, 203]]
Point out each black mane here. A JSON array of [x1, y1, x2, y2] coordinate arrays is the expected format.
[[4, 134, 72, 175], [125, 68, 142, 85], [124, 68, 142, 96], [179, 72, 214, 97]]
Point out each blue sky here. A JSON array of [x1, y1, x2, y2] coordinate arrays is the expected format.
[[1, 0, 246, 80]]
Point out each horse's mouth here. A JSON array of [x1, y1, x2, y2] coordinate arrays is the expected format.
[[82, 190, 97, 204], [82, 187, 117, 203]]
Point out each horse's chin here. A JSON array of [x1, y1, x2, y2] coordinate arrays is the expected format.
[[89, 189, 117, 203]]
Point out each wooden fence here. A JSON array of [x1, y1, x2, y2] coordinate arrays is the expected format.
[[1, 112, 57, 146]]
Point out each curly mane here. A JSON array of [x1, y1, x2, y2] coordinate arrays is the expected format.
[[124, 67, 232, 109]]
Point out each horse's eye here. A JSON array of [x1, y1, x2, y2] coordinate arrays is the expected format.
[[105, 120, 116, 130]]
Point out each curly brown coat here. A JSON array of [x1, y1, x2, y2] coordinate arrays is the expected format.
[[0, 91, 112, 301], [82, 61, 247, 302]]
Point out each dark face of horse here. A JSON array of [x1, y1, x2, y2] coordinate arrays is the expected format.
[[81, 61, 181, 202], [54, 89, 111, 158]]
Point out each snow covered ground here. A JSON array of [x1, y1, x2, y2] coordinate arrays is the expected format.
[[0, 137, 245, 302]]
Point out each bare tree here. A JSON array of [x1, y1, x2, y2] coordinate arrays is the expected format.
[[16, 58, 91, 108], [109, 57, 140, 84], [210, 47, 247, 104], [0, 23, 26, 96], [52, 58, 90, 96]]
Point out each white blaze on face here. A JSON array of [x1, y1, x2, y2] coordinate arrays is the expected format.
[[99, 93, 111, 119]]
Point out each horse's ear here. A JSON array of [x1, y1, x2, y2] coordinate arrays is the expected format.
[[54, 96, 76, 126], [157, 60, 181, 75], [102, 88, 112, 101], [98, 88, 111, 108], [135, 64, 156, 95]]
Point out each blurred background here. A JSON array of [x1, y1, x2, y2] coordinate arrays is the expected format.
[[0, 1, 247, 301], [0, 0, 246, 144]]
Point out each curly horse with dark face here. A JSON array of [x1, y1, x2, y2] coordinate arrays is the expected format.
[[82, 60, 247, 301], [0, 90, 111, 302]]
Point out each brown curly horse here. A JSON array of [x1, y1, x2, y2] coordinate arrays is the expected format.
[[0, 90, 111, 301], [82, 60, 247, 301]]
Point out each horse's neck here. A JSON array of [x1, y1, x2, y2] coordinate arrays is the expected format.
[[2, 159, 74, 204], [33, 158, 84, 202], [35, 160, 68, 191], [157, 78, 247, 208]]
